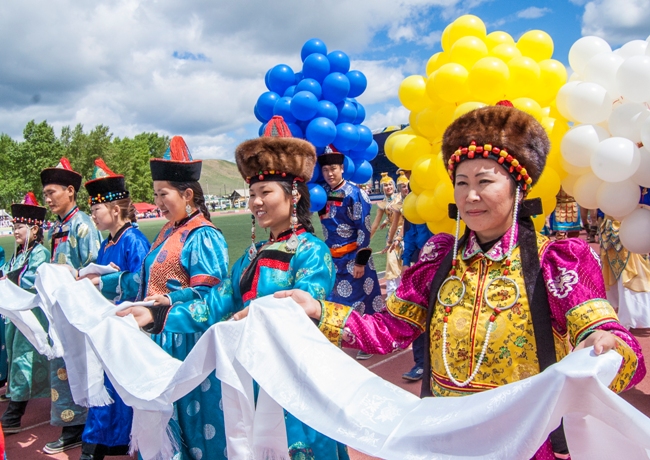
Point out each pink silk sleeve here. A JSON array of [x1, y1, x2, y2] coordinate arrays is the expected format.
[[541, 238, 646, 391], [319, 234, 454, 354]]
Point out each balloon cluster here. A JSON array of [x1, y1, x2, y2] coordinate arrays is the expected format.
[[557, 35, 650, 254], [387, 15, 567, 234], [254, 39, 378, 211]]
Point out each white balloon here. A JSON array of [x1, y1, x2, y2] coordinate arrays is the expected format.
[[560, 175, 579, 197], [573, 173, 603, 209], [632, 146, 650, 187], [569, 36, 612, 75], [566, 82, 614, 124], [560, 124, 610, 167], [591, 137, 641, 182], [560, 158, 592, 176], [608, 102, 650, 143], [640, 115, 650, 148], [556, 82, 580, 120], [584, 52, 624, 96], [596, 179, 641, 219], [616, 55, 650, 103], [617, 40, 648, 58], [568, 72, 583, 82], [619, 208, 650, 254]]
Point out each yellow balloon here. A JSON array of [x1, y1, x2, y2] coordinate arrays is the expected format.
[[416, 108, 442, 140], [403, 193, 426, 225], [388, 133, 416, 163], [560, 174, 579, 197], [449, 15, 487, 45], [536, 59, 568, 106], [453, 101, 487, 120], [412, 156, 440, 190], [433, 151, 449, 181], [416, 189, 445, 222], [485, 31, 515, 49], [516, 30, 554, 62], [512, 97, 543, 121], [383, 131, 405, 160], [398, 75, 433, 112], [507, 57, 540, 99], [490, 43, 522, 62], [532, 214, 547, 232], [410, 177, 424, 194], [549, 117, 570, 151], [426, 52, 449, 76], [529, 167, 561, 200], [433, 104, 456, 134], [396, 136, 432, 170], [441, 24, 452, 51], [408, 111, 425, 138], [540, 116, 554, 136], [468, 57, 509, 103], [450, 36, 489, 70], [541, 197, 557, 216], [434, 180, 455, 213], [430, 63, 470, 104], [542, 106, 551, 117], [427, 218, 464, 235]]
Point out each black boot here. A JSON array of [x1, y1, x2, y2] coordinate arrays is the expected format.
[[1, 400, 28, 434], [80, 442, 108, 460], [43, 424, 84, 454]]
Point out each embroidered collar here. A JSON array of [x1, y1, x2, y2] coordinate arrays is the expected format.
[[462, 225, 519, 261], [270, 225, 306, 243], [331, 180, 346, 191], [173, 210, 200, 229], [106, 222, 131, 247], [58, 206, 79, 224]]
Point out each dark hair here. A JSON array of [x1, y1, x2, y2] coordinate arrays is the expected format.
[[278, 181, 314, 234], [106, 198, 137, 223], [168, 181, 211, 221]]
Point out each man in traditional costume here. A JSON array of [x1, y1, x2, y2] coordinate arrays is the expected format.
[[287, 104, 645, 459], [550, 188, 582, 239], [41, 158, 103, 454], [0, 193, 51, 434]]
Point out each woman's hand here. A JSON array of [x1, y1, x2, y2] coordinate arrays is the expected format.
[[353, 264, 365, 279], [108, 262, 121, 271], [574, 330, 619, 355], [143, 294, 171, 307], [232, 307, 249, 321], [116, 306, 154, 328], [274, 289, 322, 320], [79, 273, 100, 286]]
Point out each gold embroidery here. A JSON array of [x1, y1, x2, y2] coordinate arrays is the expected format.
[[386, 294, 426, 331], [566, 299, 619, 347], [60, 409, 75, 423], [318, 301, 353, 347], [51, 389, 59, 402], [609, 338, 638, 393], [56, 368, 68, 381]]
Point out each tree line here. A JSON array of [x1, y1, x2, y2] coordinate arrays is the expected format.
[[0, 120, 169, 213]]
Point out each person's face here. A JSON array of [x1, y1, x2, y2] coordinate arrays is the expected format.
[[454, 159, 516, 240], [153, 181, 192, 222], [248, 181, 295, 232], [383, 182, 394, 196], [43, 184, 74, 216], [398, 183, 409, 197], [13, 223, 35, 246], [91, 203, 117, 231], [321, 164, 343, 188]]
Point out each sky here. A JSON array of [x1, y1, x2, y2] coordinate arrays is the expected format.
[[2, 0, 650, 161]]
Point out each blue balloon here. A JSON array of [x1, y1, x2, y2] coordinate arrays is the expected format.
[[264, 69, 272, 91], [333, 123, 359, 151], [316, 100, 338, 122], [315, 146, 326, 155], [273, 97, 296, 123], [254, 104, 265, 123], [258, 123, 267, 136], [310, 162, 322, 183], [342, 156, 356, 180], [308, 183, 327, 212], [301, 39, 328, 62], [348, 149, 365, 162], [321, 72, 350, 104], [306, 117, 337, 147], [347, 70, 368, 98], [256, 91, 280, 121], [294, 71, 304, 83], [354, 125, 373, 152], [327, 51, 351, 74], [302, 53, 330, 83], [283, 85, 296, 97], [336, 99, 357, 124], [351, 160, 373, 184], [353, 102, 366, 124], [363, 140, 379, 162], [297, 119, 310, 133], [295, 78, 322, 99], [290, 91, 319, 121], [287, 122, 304, 139], [268, 64, 295, 95]]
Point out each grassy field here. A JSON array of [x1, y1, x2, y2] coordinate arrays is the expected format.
[[0, 208, 389, 272]]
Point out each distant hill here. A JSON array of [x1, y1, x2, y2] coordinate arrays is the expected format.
[[199, 159, 247, 196]]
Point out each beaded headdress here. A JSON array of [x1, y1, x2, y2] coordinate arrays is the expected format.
[[11, 192, 47, 226]]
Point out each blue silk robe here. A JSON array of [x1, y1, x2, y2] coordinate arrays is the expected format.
[[101, 215, 232, 460], [3, 244, 51, 401], [319, 181, 384, 315], [83, 224, 151, 448], [209, 228, 349, 460], [48, 206, 103, 426]]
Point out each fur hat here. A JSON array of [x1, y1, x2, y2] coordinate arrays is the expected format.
[[235, 116, 316, 184], [442, 104, 549, 189]]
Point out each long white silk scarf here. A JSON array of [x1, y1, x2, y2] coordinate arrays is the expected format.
[[28, 268, 650, 459]]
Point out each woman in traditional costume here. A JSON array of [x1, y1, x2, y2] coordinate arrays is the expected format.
[[279, 104, 646, 459], [79, 159, 151, 460], [0, 193, 51, 434], [550, 188, 582, 239], [103, 136, 231, 460], [224, 117, 348, 459]]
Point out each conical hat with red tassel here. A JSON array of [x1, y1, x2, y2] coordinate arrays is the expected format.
[[150, 136, 202, 182], [40, 157, 83, 191], [84, 158, 129, 205], [11, 192, 47, 225]]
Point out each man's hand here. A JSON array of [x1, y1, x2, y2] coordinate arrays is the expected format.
[[78, 273, 100, 286], [143, 294, 171, 307], [353, 264, 365, 279]]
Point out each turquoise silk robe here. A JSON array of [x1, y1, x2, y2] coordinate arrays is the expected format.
[[210, 227, 349, 460], [101, 214, 233, 460]]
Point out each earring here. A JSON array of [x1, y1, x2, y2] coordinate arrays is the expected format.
[[248, 214, 257, 259], [286, 180, 300, 252], [185, 203, 192, 217]]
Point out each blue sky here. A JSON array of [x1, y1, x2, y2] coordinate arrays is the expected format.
[[0, 0, 648, 160]]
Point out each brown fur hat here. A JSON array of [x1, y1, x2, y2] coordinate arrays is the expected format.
[[442, 105, 550, 186], [235, 137, 316, 183]]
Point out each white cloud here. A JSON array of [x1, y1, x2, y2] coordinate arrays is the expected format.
[[516, 7, 552, 19], [579, 0, 650, 45], [364, 105, 410, 131]]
